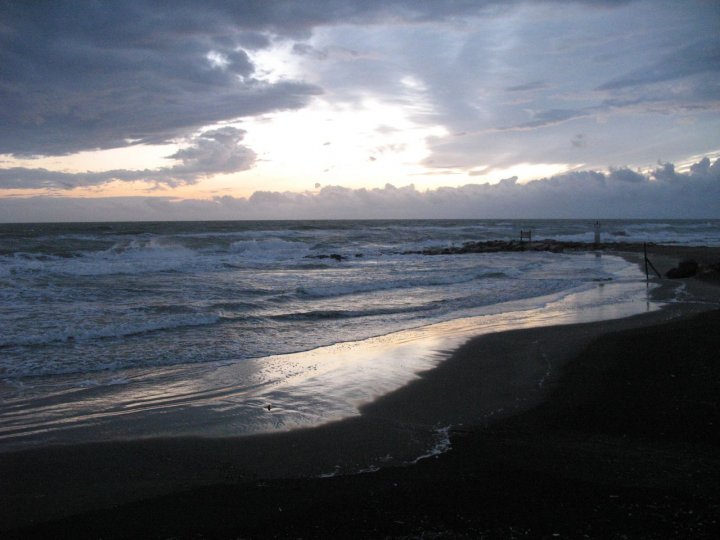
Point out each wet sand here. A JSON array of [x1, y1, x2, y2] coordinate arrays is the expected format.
[[1, 246, 719, 538]]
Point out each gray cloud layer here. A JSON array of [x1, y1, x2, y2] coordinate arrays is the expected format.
[[284, 1, 719, 171], [3, 158, 717, 221], [3, 1, 706, 155], [1, 1, 331, 156], [0, 128, 254, 189], [1, 0, 718, 200], [0, 0, 539, 157]]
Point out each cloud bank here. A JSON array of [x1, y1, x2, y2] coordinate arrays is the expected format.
[[3, 158, 718, 222], [0, 128, 254, 189]]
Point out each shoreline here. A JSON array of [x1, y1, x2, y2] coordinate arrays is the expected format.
[[1, 246, 719, 536], [0, 249, 665, 452]]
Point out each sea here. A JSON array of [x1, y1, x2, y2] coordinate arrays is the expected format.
[[1, 219, 718, 454]]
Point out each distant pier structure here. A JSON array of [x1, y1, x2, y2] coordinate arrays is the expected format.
[[520, 228, 532, 246], [593, 221, 601, 247]]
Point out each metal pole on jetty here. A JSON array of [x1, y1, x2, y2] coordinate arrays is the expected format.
[[643, 242, 662, 285]]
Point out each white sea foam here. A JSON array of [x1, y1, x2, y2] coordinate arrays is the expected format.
[[0, 246, 198, 278], [409, 425, 453, 464]]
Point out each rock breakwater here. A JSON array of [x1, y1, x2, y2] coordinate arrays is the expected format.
[[405, 240, 655, 255]]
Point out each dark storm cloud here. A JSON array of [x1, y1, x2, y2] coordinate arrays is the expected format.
[[0, 20, 320, 155], [0, 127, 255, 189], [0, 1, 334, 156], [0, 0, 638, 158]]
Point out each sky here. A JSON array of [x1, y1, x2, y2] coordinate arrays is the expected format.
[[1, 0, 719, 221]]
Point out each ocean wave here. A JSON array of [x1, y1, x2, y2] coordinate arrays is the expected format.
[[545, 222, 720, 246], [294, 268, 514, 299], [267, 304, 435, 322], [0, 241, 199, 277], [1, 235, 322, 276], [0, 313, 220, 349], [229, 237, 310, 259], [0, 220, 677, 387]]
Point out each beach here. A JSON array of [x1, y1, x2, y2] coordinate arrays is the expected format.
[[3, 0, 720, 535], [1, 243, 719, 538]]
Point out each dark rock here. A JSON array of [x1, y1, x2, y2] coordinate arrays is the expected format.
[[404, 239, 656, 257], [666, 259, 699, 279], [304, 253, 346, 261]]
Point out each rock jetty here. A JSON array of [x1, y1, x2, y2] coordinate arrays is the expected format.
[[405, 239, 655, 255]]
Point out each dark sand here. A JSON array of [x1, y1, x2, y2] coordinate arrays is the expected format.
[[1, 246, 719, 538]]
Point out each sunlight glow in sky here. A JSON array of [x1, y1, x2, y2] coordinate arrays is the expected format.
[[0, 0, 718, 220]]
